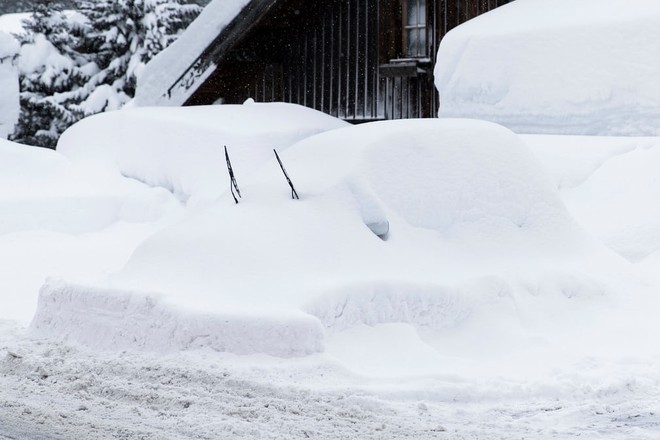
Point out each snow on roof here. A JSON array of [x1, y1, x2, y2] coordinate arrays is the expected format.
[[435, 0, 660, 136], [135, 0, 251, 107]]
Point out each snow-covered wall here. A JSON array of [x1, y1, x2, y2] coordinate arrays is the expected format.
[[435, 0, 660, 136], [135, 0, 250, 107], [0, 31, 19, 139]]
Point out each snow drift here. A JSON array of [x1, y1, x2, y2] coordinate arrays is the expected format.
[[33, 118, 636, 358], [57, 102, 349, 207], [435, 0, 660, 136], [0, 138, 121, 235]]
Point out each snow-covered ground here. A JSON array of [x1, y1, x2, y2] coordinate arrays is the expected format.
[[1, 101, 660, 437]]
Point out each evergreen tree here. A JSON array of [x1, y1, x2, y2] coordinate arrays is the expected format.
[[11, 0, 201, 148], [11, 0, 92, 148], [74, 0, 200, 110]]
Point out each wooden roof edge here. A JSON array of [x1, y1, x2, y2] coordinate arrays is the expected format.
[[166, 0, 281, 102]]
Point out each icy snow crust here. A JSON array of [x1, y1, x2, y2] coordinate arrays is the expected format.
[[135, 0, 251, 106], [435, 0, 660, 136], [34, 118, 643, 363]]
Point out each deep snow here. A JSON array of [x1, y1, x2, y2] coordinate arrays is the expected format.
[[1, 105, 660, 436], [435, 0, 660, 136], [31, 117, 660, 389]]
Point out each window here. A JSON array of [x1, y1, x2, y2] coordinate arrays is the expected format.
[[403, 0, 427, 58]]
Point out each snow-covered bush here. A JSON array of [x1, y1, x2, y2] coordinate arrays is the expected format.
[[0, 32, 20, 139]]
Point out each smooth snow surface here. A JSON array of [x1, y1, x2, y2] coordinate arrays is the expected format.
[[524, 134, 660, 265], [435, 0, 660, 136], [57, 102, 349, 207], [135, 0, 250, 106], [0, 32, 19, 139]]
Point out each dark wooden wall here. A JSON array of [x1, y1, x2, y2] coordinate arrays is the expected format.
[[187, 0, 510, 120]]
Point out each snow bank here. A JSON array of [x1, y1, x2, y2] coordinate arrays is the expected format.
[[0, 138, 183, 323], [57, 102, 349, 207], [135, 0, 250, 106], [34, 119, 635, 357], [0, 31, 19, 139], [0, 138, 121, 234], [524, 134, 660, 263], [435, 0, 660, 136]]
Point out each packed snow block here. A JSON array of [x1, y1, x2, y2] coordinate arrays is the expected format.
[[0, 32, 19, 139], [435, 0, 660, 136], [31, 280, 325, 357]]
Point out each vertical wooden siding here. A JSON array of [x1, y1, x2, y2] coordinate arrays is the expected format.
[[189, 0, 509, 120]]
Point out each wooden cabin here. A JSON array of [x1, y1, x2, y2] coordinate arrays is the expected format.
[[167, 0, 511, 121]]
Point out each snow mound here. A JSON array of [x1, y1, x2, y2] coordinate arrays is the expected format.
[[0, 31, 19, 139], [435, 0, 660, 136], [524, 135, 660, 263], [0, 139, 121, 234], [135, 0, 250, 106], [34, 119, 628, 357], [57, 102, 349, 207]]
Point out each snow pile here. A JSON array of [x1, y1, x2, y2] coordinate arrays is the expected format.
[[34, 119, 637, 359], [524, 135, 660, 264], [57, 102, 349, 207], [0, 138, 121, 235], [0, 31, 19, 139], [435, 0, 660, 136], [0, 137, 183, 323], [135, 0, 250, 106]]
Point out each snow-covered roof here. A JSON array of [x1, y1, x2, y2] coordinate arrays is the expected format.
[[135, 0, 255, 107], [435, 0, 660, 136]]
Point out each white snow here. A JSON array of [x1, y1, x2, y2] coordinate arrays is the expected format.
[[435, 0, 660, 136], [57, 102, 349, 207], [33, 117, 659, 384], [0, 32, 19, 139], [0, 12, 30, 35], [0, 137, 182, 322], [135, 0, 251, 106], [0, 0, 659, 433]]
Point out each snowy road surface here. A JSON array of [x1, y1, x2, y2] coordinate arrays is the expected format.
[[2, 320, 660, 439]]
